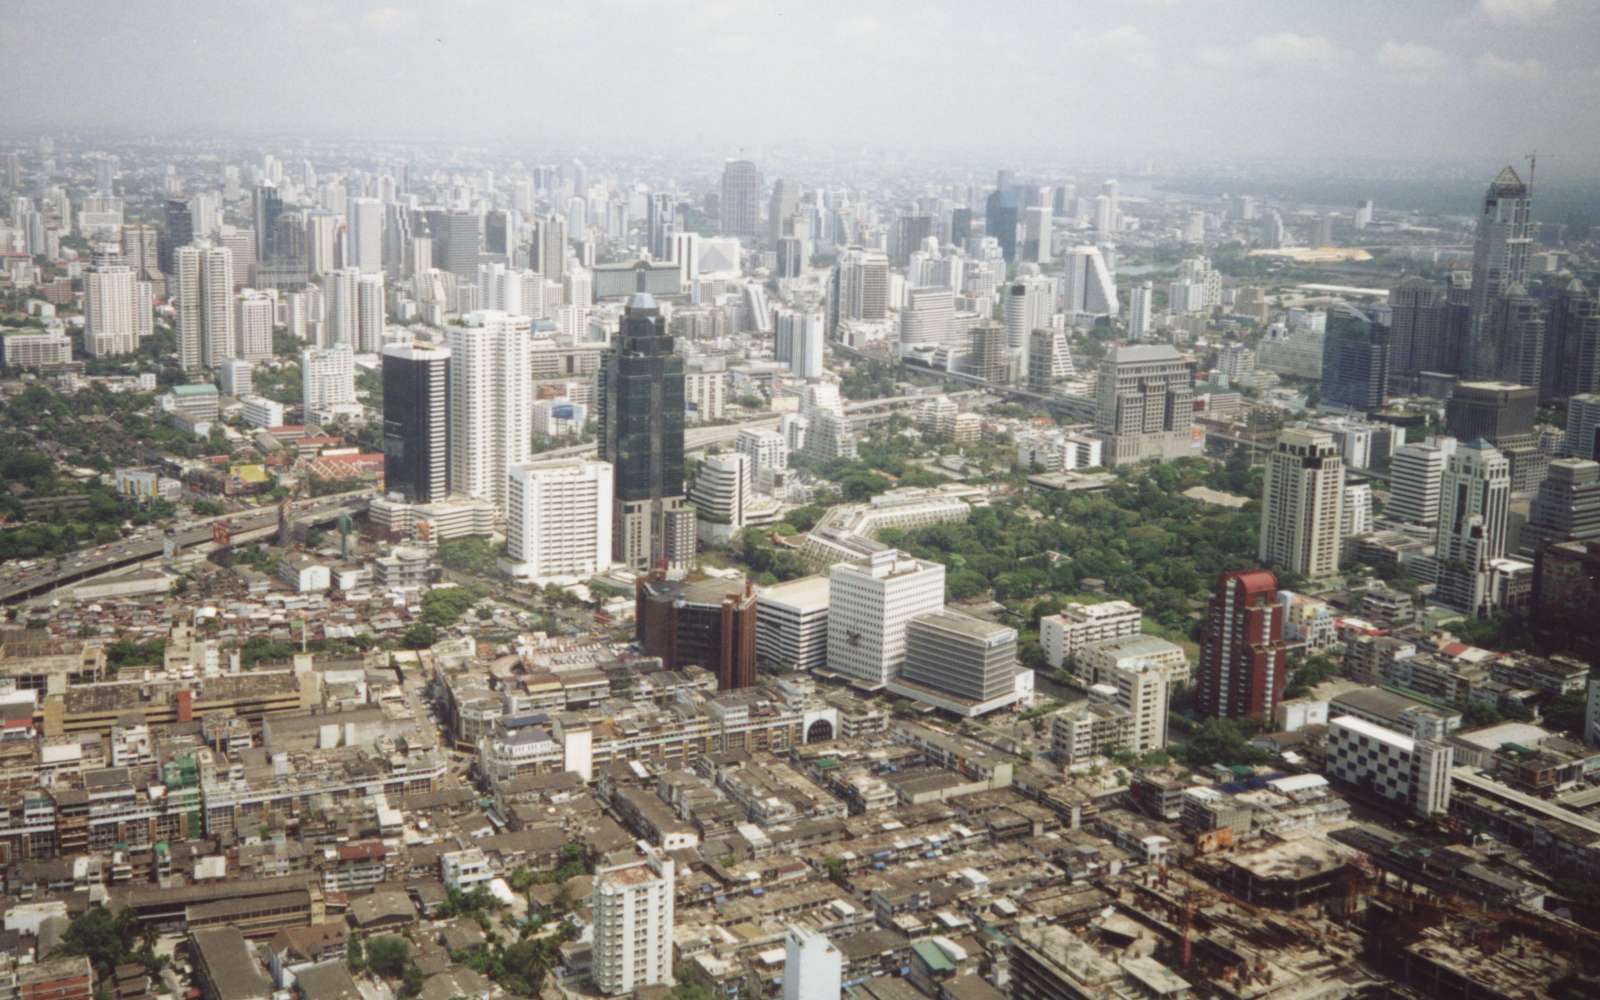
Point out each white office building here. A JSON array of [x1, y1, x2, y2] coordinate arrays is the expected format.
[[217, 359, 253, 398], [826, 549, 945, 691], [1113, 660, 1171, 754], [448, 310, 534, 508], [239, 395, 285, 430], [1059, 245, 1118, 321], [505, 459, 613, 582], [1388, 438, 1456, 526], [1327, 715, 1453, 816], [756, 575, 831, 673], [688, 452, 755, 545], [1435, 438, 1511, 616], [326, 267, 359, 348], [592, 851, 675, 996], [1128, 281, 1153, 338]]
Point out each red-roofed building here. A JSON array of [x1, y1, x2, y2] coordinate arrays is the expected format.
[[1196, 569, 1287, 721]]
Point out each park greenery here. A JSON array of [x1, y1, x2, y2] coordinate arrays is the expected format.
[[54, 905, 164, 979]]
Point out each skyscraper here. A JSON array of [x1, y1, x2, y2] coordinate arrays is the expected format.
[[347, 197, 383, 274], [599, 293, 693, 572], [719, 159, 763, 239], [434, 208, 480, 282], [1059, 245, 1118, 321], [1093, 344, 1195, 466], [646, 192, 675, 261], [1545, 279, 1600, 402], [1389, 276, 1447, 377], [826, 247, 889, 335], [120, 223, 162, 283], [447, 311, 534, 509], [531, 213, 567, 281], [1127, 281, 1153, 338], [381, 344, 450, 503], [1320, 303, 1391, 412], [174, 244, 234, 370], [1436, 438, 1512, 616], [1259, 428, 1345, 578], [252, 182, 283, 265], [326, 268, 359, 348], [1446, 380, 1543, 493], [985, 185, 1021, 262], [1493, 283, 1545, 392], [1465, 166, 1532, 379], [356, 273, 385, 352], [1197, 570, 1287, 721], [774, 308, 824, 379], [159, 197, 193, 276], [302, 344, 356, 414], [1004, 277, 1053, 358], [1027, 328, 1073, 393], [1523, 459, 1600, 555]]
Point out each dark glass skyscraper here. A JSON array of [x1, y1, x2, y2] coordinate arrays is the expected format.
[[159, 198, 193, 276], [599, 293, 693, 571], [381, 344, 451, 503], [1320, 304, 1391, 412]]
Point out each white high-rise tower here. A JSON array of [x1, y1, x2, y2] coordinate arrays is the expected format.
[[447, 310, 534, 509]]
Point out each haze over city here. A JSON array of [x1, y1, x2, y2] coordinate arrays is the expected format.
[[5, 0, 1600, 166]]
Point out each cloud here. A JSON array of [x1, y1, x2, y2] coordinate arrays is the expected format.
[[1479, 0, 1558, 23], [832, 14, 881, 42], [361, 6, 416, 32], [1477, 52, 1547, 80], [708, 33, 753, 54], [1068, 25, 1155, 69], [1378, 41, 1447, 75], [1244, 32, 1341, 67]]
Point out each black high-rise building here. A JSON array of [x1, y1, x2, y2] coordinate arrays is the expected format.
[[381, 344, 450, 503], [984, 187, 1021, 263], [159, 198, 193, 276], [1320, 304, 1391, 412], [599, 293, 693, 570]]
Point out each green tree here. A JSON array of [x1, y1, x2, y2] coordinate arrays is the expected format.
[[365, 936, 410, 978]]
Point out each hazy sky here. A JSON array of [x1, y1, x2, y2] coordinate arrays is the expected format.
[[4, 0, 1599, 168]]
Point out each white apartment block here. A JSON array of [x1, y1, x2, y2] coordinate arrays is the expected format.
[[449, 310, 534, 509], [301, 344, 356, 412], [783, 926, 842, 1000], [236, 290, 274, 361], [2, 330, 71, 368], [83, 265, 137, 357], [826, 549, 945, 691], [240, 396, 285, 430], [592, 851, 676, 996], [505, 459, 612, 582], [736, 427, 789, 483], [1039, 601, 1143, 669], [684, 368, 726, 422], [1113, 660, 1171, 754], [1051, 698, 1134, 765], [756, 575, 831, 673], [217, 358, 253, 398], [1075, 633, 1189, 688], [1326, 715, 1453, 817]]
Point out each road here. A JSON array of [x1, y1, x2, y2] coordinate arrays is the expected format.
[[0, 490, 376, 604], [533, 392, 971, 461]]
